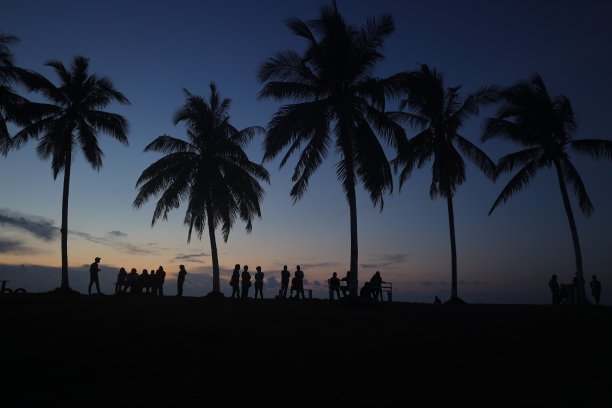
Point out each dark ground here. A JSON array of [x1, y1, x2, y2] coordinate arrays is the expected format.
[[0, 293, 610, 407]]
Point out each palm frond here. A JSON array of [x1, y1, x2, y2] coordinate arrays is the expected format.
[[488, 159, 541, 215], [558, 158, 594, 216], [454, 134, 495, 179], [494, 147, 543, 178], [143, 135, 194, 154], [571, 139, 612, 161]]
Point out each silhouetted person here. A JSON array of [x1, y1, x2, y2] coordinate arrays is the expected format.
[[254, 266, 264, 299], [434, 296, 442, 305], [156, 266, 166, 296], [549, 274, 560, 305], [329, 272, 341, 300], [289, 275, 297, 299], [280, 265, 290, 298], [230, 264, 241, 299], [149, 268, 157, 295], [89, 256, 102, 295], [340, 271, 352, 297], [139, 269, 149, 295], [127, 268, 139, 294], [115, 267, 127, 294], [177, 265, 187, 297], [294, 265, 305, 300], [590, 275, 601, 306], [360, 281, 372, 301], [370, 271, 385, 301], [241, 265, 251, 299]]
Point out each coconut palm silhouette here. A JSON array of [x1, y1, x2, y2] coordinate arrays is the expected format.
[[482, 73, 612, 304], [257, 1, 405, 296], [11, 56, 130, 292], [134, 83, 269, 296], [391, 64, 498, 303], [0, 33, 31, 155]]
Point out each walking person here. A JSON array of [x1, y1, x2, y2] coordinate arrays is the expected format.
[[230, 264, 241, 299], [280, 265, 290, 298], [241, 265, 251, 299], [549, 274, 560, 305], [88, 256, 102, 295], [590, 275, 602, 306], [254, 266, 264, 299], [177, 265, 187, 297]]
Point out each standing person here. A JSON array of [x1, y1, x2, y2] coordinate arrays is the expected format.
[[590, 275, 602, 306], [370, 271, 384, 302], [139, 269, 150, 295], [241, 265, 251, 299], [230, 264, 241, 299], [156, 266, 166, 296], [254, 266, 264, 299], [329, 272, 341, 300], [549, 274, 560, 305], [88, 257, 102, 295], [177, 265, 187, 297], [294, 265, 305, 300], [127, 268, 139, 294], [115, 267, 127, 294], [280, 265, 290, 299]]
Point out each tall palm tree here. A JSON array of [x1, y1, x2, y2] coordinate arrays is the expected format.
[[391, 64, 498, 303], [134, 83, 269, 296], [258, 1, 405, 296], [11, 56, 130, 292], [482, 73, 612, 304]]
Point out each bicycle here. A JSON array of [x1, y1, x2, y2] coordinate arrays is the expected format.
[[0, 280, 27, 294]]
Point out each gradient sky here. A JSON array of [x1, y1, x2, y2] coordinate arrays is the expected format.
[[1, 0, 611, 304]]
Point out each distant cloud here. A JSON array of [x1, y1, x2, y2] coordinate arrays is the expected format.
[[298, 262, 338, 270], [361, 253, 410, 269], [107, 230, 127, 238], [70, 230, 153, 255], [0, 238, 33, 254], [0, 209, 59, 241], [173, 252, 209, 263], [419, 281, 448, 286]]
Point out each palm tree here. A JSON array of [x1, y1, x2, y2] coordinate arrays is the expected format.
[[482, 73, 612, 304], [0, 33, 31, 155], [257, 1, 405, 296], [133, 83, 269, 296], [391, 64, 498, 303], [11, 56, 130, 292]]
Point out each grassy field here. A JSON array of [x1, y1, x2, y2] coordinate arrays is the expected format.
[[1, 293, 610, 407]]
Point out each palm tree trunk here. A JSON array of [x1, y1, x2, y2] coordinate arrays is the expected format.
[[554, 161, 586, 304], [447, 194, 459, 302], [207, 206, 220, 294], [348, 184, 359, 297], [60, 151, 71, 290]]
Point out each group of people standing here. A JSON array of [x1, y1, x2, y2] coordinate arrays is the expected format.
[[87, 256, 187, 296], [548, 273, 602, 306], [113, 265, 171, 296], [230, 264, 307, 300]]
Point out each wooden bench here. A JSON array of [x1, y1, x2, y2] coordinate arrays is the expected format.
[[327, 280, 392, 302]]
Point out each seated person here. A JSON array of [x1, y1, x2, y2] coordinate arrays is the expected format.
[[360, 281, 373, 301], [340, 271, 352, 297]]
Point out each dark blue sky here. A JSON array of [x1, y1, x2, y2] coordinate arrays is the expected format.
[[1, 0, 611, 303]]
